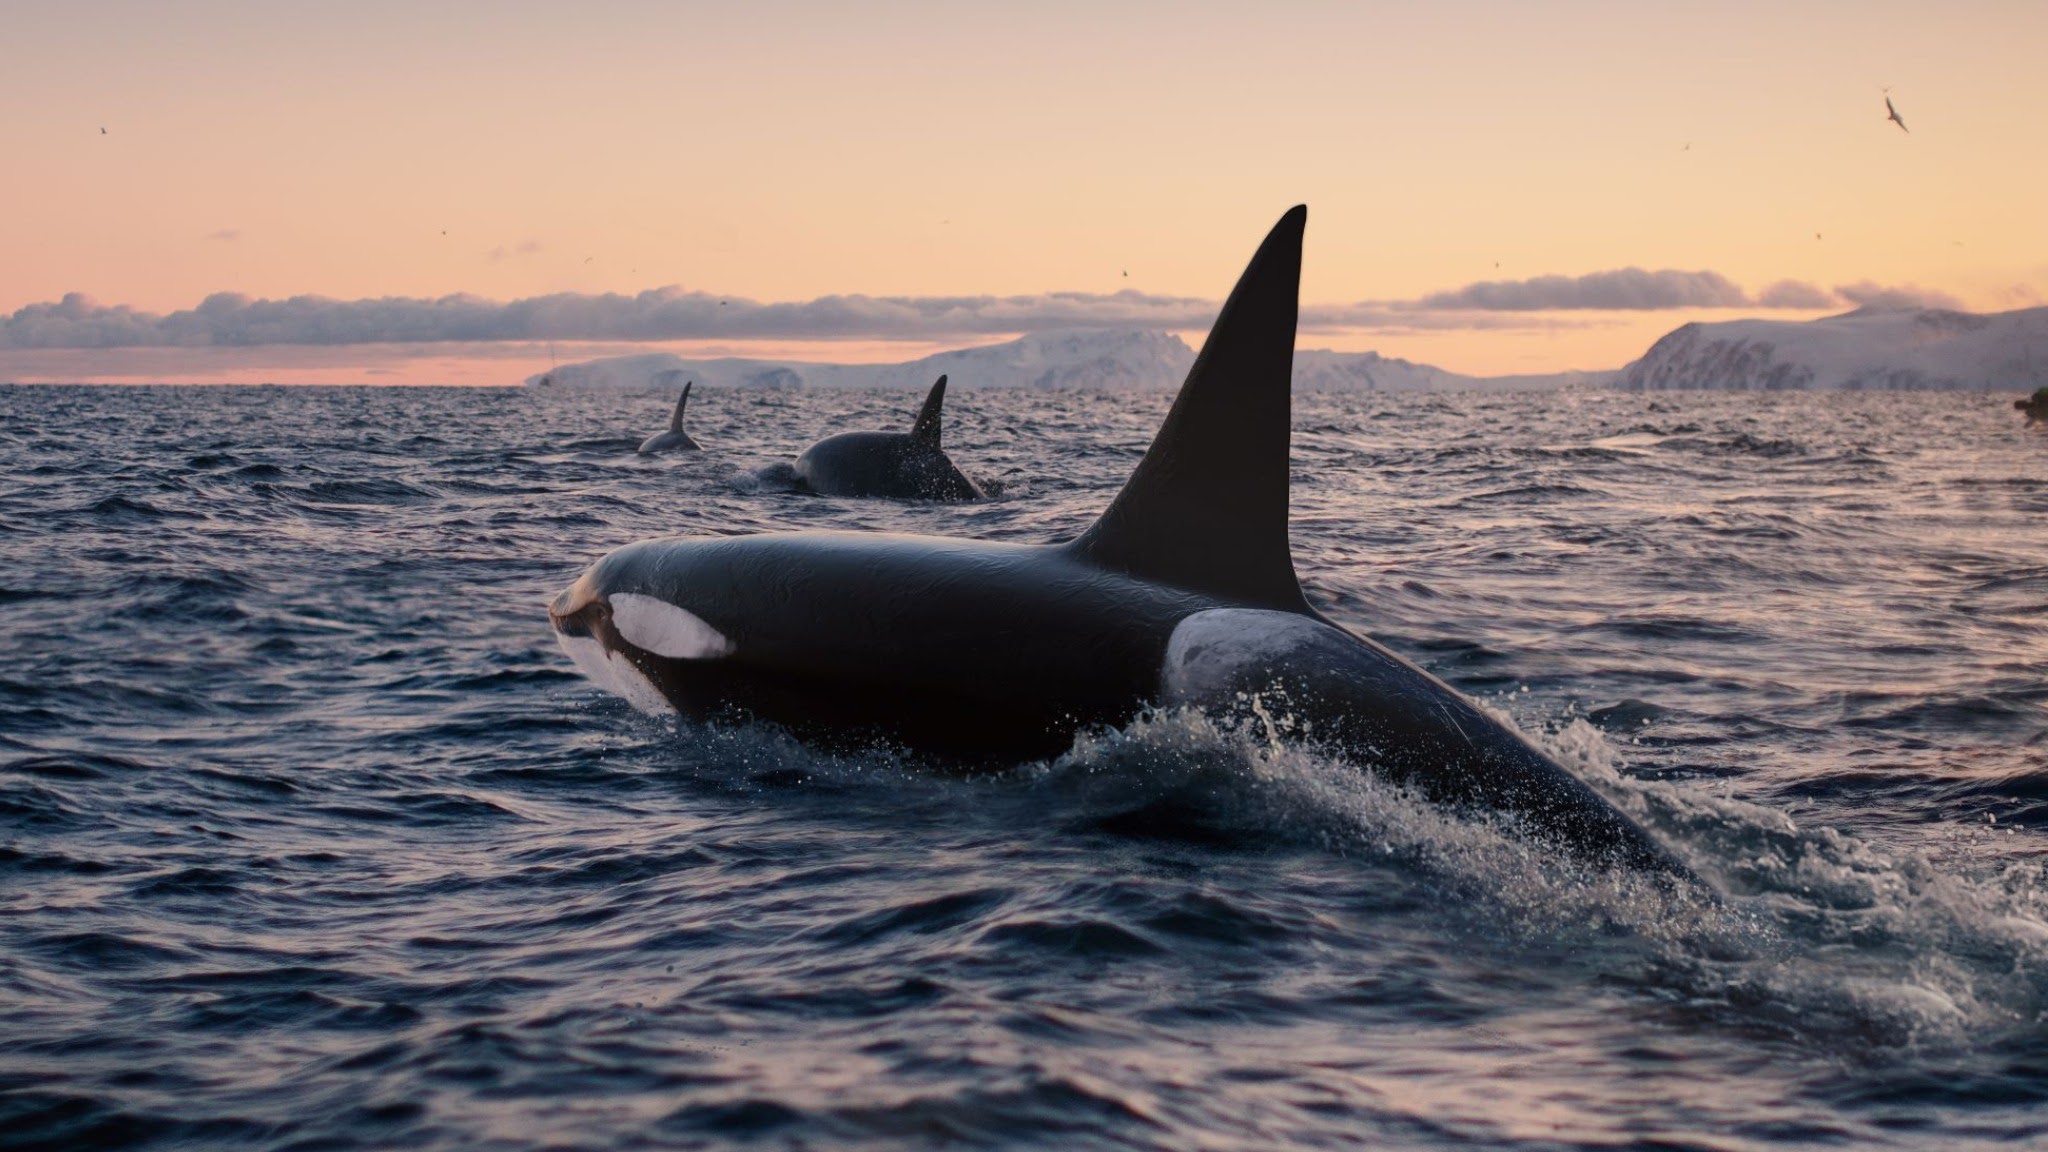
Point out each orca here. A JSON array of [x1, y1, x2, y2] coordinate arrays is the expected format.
[[791, 375, 984, 500], [551, 207, 1697, 883], [637, 380, 702, 454]]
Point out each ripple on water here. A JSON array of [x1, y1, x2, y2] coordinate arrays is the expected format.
[[0, 384, 2044, 1150]]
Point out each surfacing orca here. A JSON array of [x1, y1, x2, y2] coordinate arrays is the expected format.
[[551, 207, 1696, 883], [637, 381, 702, 455], [791, 376, 984, 500]]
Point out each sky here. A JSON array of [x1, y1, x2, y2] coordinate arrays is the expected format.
[[3, 0, 2044, 384]]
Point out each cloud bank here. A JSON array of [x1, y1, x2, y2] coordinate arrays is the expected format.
[[1409, 268, 1752, 311], [1, 271, 1963, 350], [1832, 280, 1966, 312]]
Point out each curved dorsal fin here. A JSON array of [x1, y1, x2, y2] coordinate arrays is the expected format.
[[909, 375, 946, 446], [1066, 206, 1307, 611], [670, 381, 692, 431]]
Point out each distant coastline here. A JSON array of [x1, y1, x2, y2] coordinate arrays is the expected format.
[[8, 305, 2045, 391]]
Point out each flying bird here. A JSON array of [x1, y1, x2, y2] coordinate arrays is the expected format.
[[1885, 94, 1909, 133], [99, 127, 107, 135]]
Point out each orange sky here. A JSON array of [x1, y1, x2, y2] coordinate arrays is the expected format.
[[3, 0, 2045, 383]]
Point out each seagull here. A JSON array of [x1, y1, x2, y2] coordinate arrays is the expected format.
[[1885, 94, 1909, 133]]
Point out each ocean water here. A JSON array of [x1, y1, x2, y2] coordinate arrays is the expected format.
[[1, 382, 2044, 1151]]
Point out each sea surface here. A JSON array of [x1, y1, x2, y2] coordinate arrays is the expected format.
[[2, 382, 2044, 1151]]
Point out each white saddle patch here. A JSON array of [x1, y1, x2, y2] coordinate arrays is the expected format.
[[1160, 608, 1339, 702], [608, 593, 736, 660]]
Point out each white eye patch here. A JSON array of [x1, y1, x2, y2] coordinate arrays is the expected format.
[[607, 593, 736, 660]]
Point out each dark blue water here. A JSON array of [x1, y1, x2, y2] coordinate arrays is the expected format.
[[2, 382, 2044, 1151]]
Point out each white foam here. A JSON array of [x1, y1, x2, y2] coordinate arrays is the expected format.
[[608, 593, 735, 660]]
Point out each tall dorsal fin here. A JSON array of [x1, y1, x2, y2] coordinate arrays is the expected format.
[[909, 375, 946, 446], [670, 381, 692, 432], [1066, 206, 1307, 611]]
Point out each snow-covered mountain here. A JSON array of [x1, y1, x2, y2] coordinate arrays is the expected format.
[[527, 328, 1591, 392], [1621, 306, 2048, 391], [527, 330, 1196, 391]]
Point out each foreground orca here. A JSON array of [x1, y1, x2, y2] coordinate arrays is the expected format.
[[551, 207, 1695, 882], [792, 376, 984, 500], [637, 381, 702, 454]]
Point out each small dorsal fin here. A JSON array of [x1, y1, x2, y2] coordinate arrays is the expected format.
[[909, 375, 946, 446], [670, 381, 692, 432], [1066, 206, 1307, 611]]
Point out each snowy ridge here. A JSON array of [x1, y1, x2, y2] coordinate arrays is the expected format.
[[1622, 306, 2048, 391], [527, 330, 1196, 391], [527, 328, 1591, 392]]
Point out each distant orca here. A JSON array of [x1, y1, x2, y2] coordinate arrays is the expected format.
[[637, 380, 701, 455], [2018, 388, 2048, 424], [791, 376, 984, 500], [551, 207, 1696, 883]]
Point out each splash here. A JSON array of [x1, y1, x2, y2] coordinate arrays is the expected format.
[[1013, 702, 2048, 1055]]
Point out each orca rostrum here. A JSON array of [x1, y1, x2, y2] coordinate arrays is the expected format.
[[552, 207, 1697, 883], [792, 375, 984, 500], [637, 380, 702, 454]]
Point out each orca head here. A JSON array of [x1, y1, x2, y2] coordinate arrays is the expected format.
[[548, 540, 738, 716]]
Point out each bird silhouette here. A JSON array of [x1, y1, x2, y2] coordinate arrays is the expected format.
[[1885, 94, 1909, 133], [99, 127, 107, 135]]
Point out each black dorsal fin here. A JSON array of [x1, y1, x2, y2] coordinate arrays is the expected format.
[[670, 381, 692, 431], [1066, 206, 1307, 611], [909, 375, 946, 446]]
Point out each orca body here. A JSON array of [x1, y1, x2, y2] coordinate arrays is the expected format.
[[552, 208, 1696, 883], [637, 381, 702, 454], [792, 376, 983, 500]]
